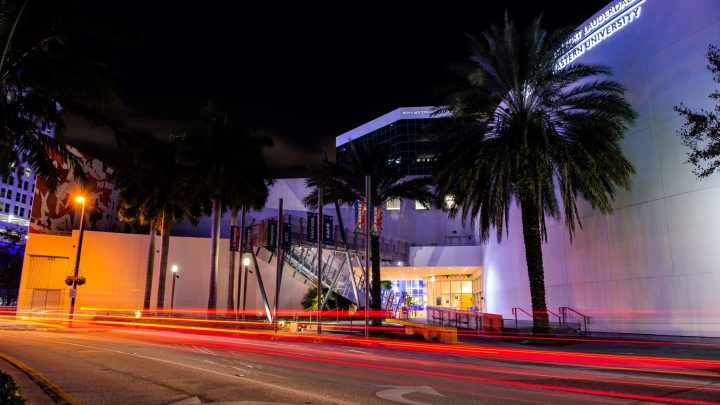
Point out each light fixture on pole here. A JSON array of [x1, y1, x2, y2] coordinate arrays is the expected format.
[[170, 265, 180, 312], [68, 195, 87, 327], [242, 257, 250, 320]]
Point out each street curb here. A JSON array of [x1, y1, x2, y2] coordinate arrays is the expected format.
[[0, 352, 81, 405]]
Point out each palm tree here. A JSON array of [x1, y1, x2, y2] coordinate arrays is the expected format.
[[434, 17, 636, 333], [304, 142, 435, 325], [116, 132, 202, 312], [181, 104, 274, 314], [0, 0, 126, 190]]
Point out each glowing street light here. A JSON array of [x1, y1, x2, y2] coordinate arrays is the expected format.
[[68, 194, 87, 327], [170, 265, 180, 312], [242, 256, 251, 320]]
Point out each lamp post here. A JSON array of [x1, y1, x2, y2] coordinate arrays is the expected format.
[[242, 256, 250, 320], [170, 265, 179, 312], [69, 195, 86, 327]]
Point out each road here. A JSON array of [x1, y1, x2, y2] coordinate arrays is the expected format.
[[0, 324, 719, 404]]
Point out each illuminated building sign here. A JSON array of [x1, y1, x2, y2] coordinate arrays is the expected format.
[[558, 0, 645, 69]]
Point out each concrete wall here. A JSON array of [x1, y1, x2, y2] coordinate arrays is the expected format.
[[409, 245, 483, 267], [18, 230, 311, 318], [483, 0, 720, 336], [173, 178, 477, 247]]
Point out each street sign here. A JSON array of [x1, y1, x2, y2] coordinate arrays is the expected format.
[[230, 225, 241, 251], [282, 223, 292, 250], [267, 220, 277, 250], [323, 215, 334, 244], [307, 212, 317, 243]]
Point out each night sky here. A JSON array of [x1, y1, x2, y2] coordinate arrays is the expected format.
[[63, 0, 608, 177]]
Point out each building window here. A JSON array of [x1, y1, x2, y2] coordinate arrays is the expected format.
[[386, 199, 401, 211], [22, 181, 28, 190], [444, 194, 456, 210], [15, 193, 20, 202], [4, 204, 9, 213], [25, 167, 31, 177], [19, 208, 24, 217], [415, 200, 428, 210], [21, 194, 26, 204], [13, 206, 18, 215], [8, 177, 13, 186], [0, 188, 4, 198]]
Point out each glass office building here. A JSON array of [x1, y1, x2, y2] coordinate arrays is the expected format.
[[335, 107, 447, 176]]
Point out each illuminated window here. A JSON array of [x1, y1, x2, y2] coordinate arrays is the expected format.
[[386, 199, 401, 211], [415, 201, 428, 210], [25, 168, 31, 177], [444, 194, 456, 209]]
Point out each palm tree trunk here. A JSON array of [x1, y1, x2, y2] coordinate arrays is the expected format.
[[156, 211, 172, 310], [370, 234, 382, 326], [143, 220, 156, 312], [208, 196, 222, 314], [227, 206, 238, 312], [519, 197, 550, 334]]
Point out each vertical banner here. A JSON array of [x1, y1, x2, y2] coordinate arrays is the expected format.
[[306, 212, 318, 242], [323, 215, 334, 244], [371, 206, 382, 237], [282, 223, 292, 250], [244, 226, 254, 252], [354, 201, 366, 234], [267, 220, 277, 250], [230, 225, 241, 251]]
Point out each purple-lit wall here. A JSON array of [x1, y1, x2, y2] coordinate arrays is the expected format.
[[483, 0, 720, 336]]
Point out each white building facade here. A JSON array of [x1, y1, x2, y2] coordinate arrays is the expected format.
[[483, 0, 720, 336]]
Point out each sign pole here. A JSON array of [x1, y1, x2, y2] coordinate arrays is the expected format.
[[364, 175, 371, 339], [274, 198, 283, 332], [317, 188, 323, 335]]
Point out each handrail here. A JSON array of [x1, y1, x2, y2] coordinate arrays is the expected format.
[[547, 309, 563, 325], [511, 307, 533, 331], [559, 306, 590, 334]]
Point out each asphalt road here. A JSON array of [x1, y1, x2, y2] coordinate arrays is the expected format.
[[0, 325, 719, 405]]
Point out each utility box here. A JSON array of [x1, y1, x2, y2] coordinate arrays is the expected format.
[[482, 313, 503, 333]]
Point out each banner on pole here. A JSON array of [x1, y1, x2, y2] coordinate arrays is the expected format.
[[307, 212, 317, 243], [244, 226, 254, 252], [282, 223, 292, 250], [230, 225, 241, 251], [323, 215, 334, 244], [267, 220, 277, 250]]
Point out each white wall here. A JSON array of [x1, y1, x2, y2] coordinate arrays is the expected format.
[[483, 0, 720, 336], [19, 230, 311, 318]]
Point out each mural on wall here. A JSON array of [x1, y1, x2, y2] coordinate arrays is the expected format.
[[29, 145, 138, 234]]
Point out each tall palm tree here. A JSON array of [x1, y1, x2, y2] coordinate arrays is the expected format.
[[434, 17, 636, 333], [116, 132, 202, 312], [304, 142, 435, 324], [181, 104, 274, 314], [0, 0, 127, 190]]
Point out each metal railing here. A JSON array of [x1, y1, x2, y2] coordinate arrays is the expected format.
[[560, 306, 591, 334], [248, 216, 410, 263]]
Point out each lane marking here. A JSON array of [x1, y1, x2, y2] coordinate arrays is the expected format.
[[375, 385, 443, 405], [0, 334, 355, 405]]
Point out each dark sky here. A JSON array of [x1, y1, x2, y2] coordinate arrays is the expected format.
[[63, 0, 608, 177]]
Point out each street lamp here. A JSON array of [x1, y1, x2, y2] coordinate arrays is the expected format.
[[170, 265, 180, 313], [69, 195, 87, 327], [242, 256, 250, 320]]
